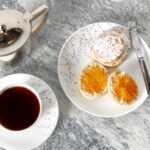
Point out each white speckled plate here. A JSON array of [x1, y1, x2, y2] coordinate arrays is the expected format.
[[0, 74, 59, 150], [58, 22, 149, 117]]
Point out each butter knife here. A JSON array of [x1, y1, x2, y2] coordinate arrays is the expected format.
[[129, 21, 150, 95]]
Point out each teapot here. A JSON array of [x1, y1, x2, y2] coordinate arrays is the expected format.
[[0, 5, 48, 61]]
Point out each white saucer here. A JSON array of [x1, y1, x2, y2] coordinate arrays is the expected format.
[[58, 22, 149, 117], [0, 74, 59, 150]]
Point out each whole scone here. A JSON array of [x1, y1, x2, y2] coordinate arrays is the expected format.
[[92, 30, 130, 67]]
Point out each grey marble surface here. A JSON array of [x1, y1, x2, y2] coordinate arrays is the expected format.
[[1, 0, 150, 150]]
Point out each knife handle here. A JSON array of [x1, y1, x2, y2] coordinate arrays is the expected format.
[[139, 57, 150, 95]]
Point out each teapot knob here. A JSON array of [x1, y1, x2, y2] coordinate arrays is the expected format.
[[0, 25, 7, 42]]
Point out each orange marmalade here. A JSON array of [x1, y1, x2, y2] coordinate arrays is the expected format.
[[80, 63, 108, 94], [112, 73, 138, 104]]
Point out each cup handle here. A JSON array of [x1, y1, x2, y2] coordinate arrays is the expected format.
[[30, 5, 48, 37]]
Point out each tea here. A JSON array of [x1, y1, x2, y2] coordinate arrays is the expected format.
[[0, 86, 40, 131]]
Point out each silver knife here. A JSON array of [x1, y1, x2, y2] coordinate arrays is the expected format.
[[129, 21, 150, 96]]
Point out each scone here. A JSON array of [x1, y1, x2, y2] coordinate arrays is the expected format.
[[92, 30, 130, 67], [108, 71, 138, 105], [79, 61, 108, 99]]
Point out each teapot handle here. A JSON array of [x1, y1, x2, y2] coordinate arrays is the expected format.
[[30, 5, 48, 37]]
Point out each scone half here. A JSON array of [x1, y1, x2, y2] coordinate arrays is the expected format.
[[79, 61, 108, 99], [108, 71, 138, 105]]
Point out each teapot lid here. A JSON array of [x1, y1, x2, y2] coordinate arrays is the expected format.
[[0, 9, 30, 56]]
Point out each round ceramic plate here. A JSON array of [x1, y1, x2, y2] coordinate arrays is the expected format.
[[58, 22, 149, 117], [0, 74, 59, 150]]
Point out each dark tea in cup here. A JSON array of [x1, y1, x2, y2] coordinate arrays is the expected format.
[[0, 85, 41, 131]]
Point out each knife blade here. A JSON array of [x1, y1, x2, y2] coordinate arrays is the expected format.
[[129, 21, 150, 96]]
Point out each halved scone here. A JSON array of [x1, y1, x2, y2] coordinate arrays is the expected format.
[[92, 30, 130, 67], [79, 61, 108, 99], [108, 71, 138, 105]]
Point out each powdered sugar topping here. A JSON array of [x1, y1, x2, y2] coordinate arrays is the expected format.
[[93, 31, 130, 62]]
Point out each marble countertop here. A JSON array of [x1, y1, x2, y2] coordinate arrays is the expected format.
[[1, 0, 150, 149]]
